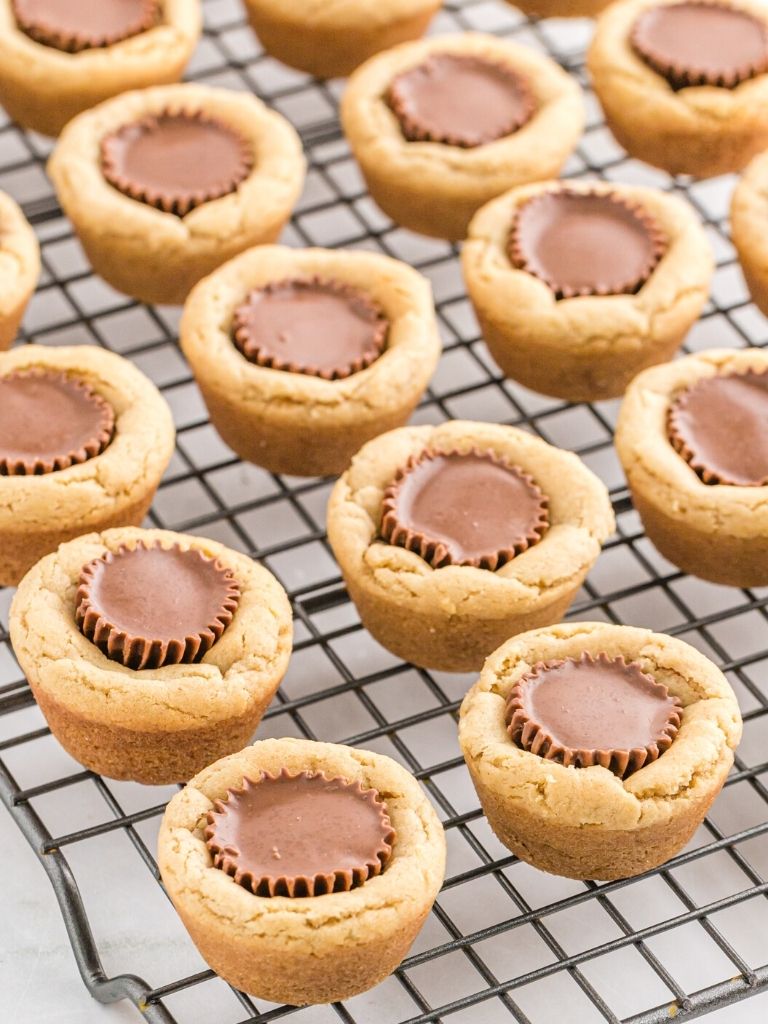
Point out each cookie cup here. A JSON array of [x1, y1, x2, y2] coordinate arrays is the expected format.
[[158, 737, 446, 1004], [0, 345, 174, 586], [459, 622, 742, 880], [48, 83, 305, 306], [327, 421, 614, 673], [731, 150, 768, 316], [341, 32, 584, 241], [180, 245, 441, 477], [10, 528, 293, 785], [0, 0, 201, 137], [616, 348, 768, 587], [463, 180, 713, 402], [0, 189, 39, 349], [588, 0, 768, 178], [243, 0, 441, 79], [506, 0, 614, 15]]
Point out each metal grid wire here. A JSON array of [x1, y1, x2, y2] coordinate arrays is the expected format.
[[1, 1, 768, 1022]]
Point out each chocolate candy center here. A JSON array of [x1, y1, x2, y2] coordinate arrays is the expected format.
[[631, 2, 768, 89], [232, 278, 389, 380], [381, 450, 549, 570], [668, 370, 768, 486], [387, 53, 534, 148], [101, 112, 253, 217], [506, 654, 682, 778], [0, 371, 114, 476], [509, 191, 665, 299], [205, 771, 395, 897], [13, 0, 158, 52], [76, 543, 240, 670]]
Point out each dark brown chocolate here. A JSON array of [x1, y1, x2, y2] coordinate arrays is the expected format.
[[101, 111, 253, 217], [386, 53, 534, 148], [381, 448, 549, 570], [631, 1, 768, 90], [232, 277, 389, 380], [205, 769, 395, 897], [0, 370, 114, 476], [76, 542, 240, 670], [12, 0, 158, 53], [506, 653, 683, 778], [509, 190, 666, 299], [668, 370, 768, 486]]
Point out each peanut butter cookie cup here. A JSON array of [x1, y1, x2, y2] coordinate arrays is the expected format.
[[732, 149, 768, 317], [10, 527, 293, 784], [460, 622, 742, 879], [0, 189, 39, 350], [504, 0, 614, 15], [158, 737, 445, 1004]]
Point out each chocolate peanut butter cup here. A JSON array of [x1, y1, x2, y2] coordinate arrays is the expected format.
[[669, 370, 768, 486], [631, 1, 768, 90], [76, 542, 240, 670], [0, 370, 114, 476], [386, 53, 534, 148], [506, 653, 683, 778], [12, 0, 159, 53], [509, 190, 666, 299], [101, 110, 253, 217], [381, 449, 549, 570], [232, 277, 389, 380], [205, 769, 395, 897]]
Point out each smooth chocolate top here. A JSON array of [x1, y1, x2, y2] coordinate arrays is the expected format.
[[668, 370, 768, 486], [12, 0, 158, 52], [0, 370, 114, 476], [506, 653, 683, 778], [205, 770, 395, 897], [509, 190, 666, 299], [631, 2, 768, 89], [386, 53, 534, 148], [101, 111, 253, 217], [381, 449, 549, 570], [232, 278, 389, 380], [76, 542, 240, 670]]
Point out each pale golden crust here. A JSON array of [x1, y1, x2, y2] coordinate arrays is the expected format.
[[48, 84, 305, 305], [341, 32, 584, 240], [463, 180, 713, 402], [0, 189, 39, 350], [732, 149, 768, 316], [588, 0, 768, 177], [327, 421, 614, 672], [615, 347, 768, 586], [459, 622, 741, 878], [180, 245, 441, 477], [0, 0, 202, 136], [158, 737, 446, 1004]]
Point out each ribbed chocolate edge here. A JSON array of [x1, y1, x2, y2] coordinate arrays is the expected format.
[[232, 276, 389, 381], [12, 0, 159, 53], [505, 653, 683, 779], [75, 542, 241, 670], [507, 189, 668, 299], [386, 53, 535, 148], [668, 369, 768, 485], [380, 447, 550, 570], [0, 370, 115, 476], [204, 769, 396, 898], [100, 108, 254, 217], [630, 1, 768, 90]]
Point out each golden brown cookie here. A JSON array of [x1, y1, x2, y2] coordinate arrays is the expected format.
[[459, 622, 742, 880], [0, 0, 201, 136], [731, 149, 768, 316], [48, 83, 305, 306], [180, 245, 441, 477], [327, 420, 614, 672], [463, 180, 713, 402], [0, 189, 39, 350], [505, 0, 614, 14], [341, 32, 584, 240], [10, 527, 293, 785], [158, 737, 446, 1004]]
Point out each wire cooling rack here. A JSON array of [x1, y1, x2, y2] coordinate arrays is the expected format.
[[1, 1, 768, 1022]]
